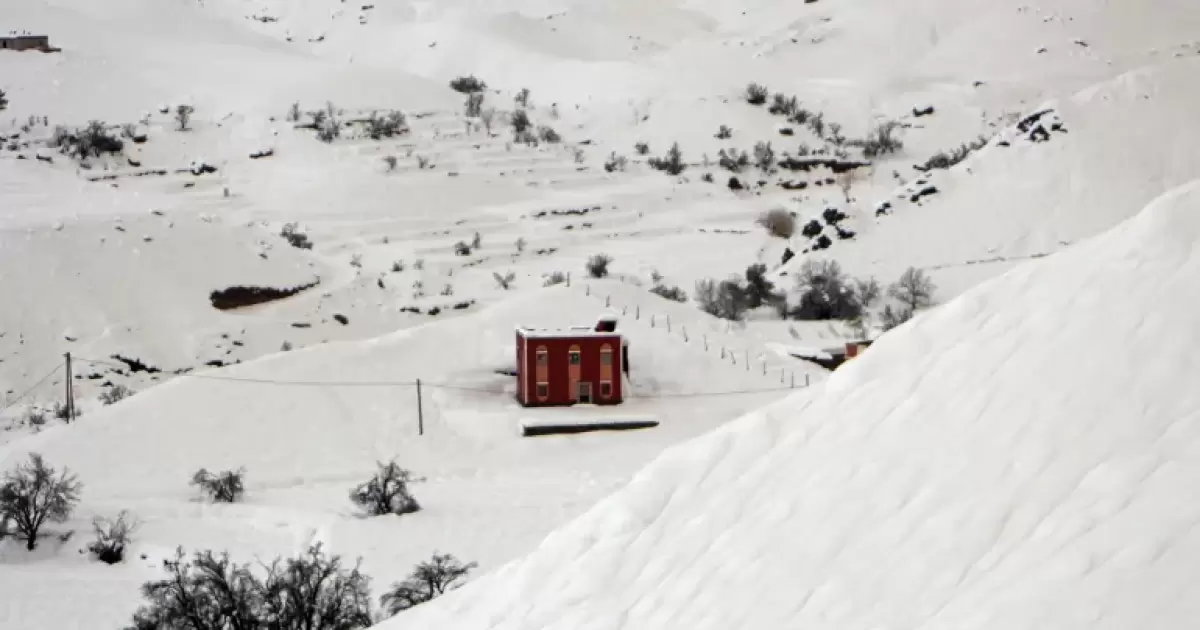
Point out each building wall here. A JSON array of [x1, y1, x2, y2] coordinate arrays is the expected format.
[[517, 334, 623, 406]]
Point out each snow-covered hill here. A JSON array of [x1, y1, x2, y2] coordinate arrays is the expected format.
[[382, 180, 1200, 630], [2, 0, 1199, 627]]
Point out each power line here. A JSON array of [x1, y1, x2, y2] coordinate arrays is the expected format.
[[74, 357, 802, 399], [0, 363, 64, 418]]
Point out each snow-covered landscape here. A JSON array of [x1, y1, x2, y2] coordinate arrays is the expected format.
[[1, 0, 1198, 628]]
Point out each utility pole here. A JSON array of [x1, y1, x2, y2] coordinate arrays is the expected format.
[[416, 379, 424, 436], [63, 352, 74, 423]]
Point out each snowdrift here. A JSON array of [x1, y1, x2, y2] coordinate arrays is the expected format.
[[384, 181, 1200, 629]]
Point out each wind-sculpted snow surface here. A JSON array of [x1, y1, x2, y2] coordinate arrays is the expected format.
[[385, 181, 1200, 629]]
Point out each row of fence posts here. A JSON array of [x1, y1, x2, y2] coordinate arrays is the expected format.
[[587, 288, 810, 389]]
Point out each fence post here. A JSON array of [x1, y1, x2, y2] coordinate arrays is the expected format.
[[636, 305, 640, 320], [606, 296, 611, 307], [762, 361, 766, 375], [666, 316, 671, 332], [416, 379, 424, 436], [682, 325, 688, 342], [721, 346, 725, 359], [586, 285, 590, 296], [791, 372, 795, 388], [651, 315, 655, 328], [703, 334, 708, 350], [63, 352, 74, 424], [622, 306, 627, 315], [805, 374, 810, 387]]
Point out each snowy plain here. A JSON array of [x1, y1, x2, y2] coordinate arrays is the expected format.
[[2, 0, 1200, 627]]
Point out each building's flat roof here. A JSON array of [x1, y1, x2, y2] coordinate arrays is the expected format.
[[517, 327, 622, 339]]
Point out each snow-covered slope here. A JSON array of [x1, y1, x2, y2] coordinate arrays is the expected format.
[[383, 182, 1200, 629], [0, 284, 808, 629]]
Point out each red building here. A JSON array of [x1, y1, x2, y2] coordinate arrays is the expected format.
[[515, 315, 628, 406]]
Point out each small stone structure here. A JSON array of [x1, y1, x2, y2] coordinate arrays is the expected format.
[[0, 35, 59, 53]]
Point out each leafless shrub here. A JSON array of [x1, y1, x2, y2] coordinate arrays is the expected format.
[[350, 460, 421, 516], [280, 222, 312, 249], [464, 92, 484, 118], [745, 83, 769, 105], [381, 553, 477, 617], [191, 468, 246, 503], [88, 510, 138, 564], [382, 155, 398, 172], [99, 384, 133, 406], [544, 271, 568, 286], [493, 271, 516, 290], [586, 253, 612, 278]]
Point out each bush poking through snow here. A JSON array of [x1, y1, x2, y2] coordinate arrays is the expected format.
[[586, 254, 612, 278], [366, 110, 407, 139], [191, 468, 246, 503], [715, 124, 733, 139], [382, 155, 398, 172], [449, 75, 487, 93], [649, 283, 687, 303], [757, 208, 795, 238], [850, 120, 905, 158], [0, 89, 7, 111], [381, 553, 478, 617], [0, 454, 82, 551], [493, 271, 516, 290], [889, 266, 936, 312], [53, 400, 80, 421], [753, 141, 776, 172], [918, 135, 990, 171], [515, 237, 527, 253], [537, 125, 561, 143], [128, 544, 372, 630], [544, 271, 568, 286], [648, 142, 685, 175], [453, 241, 472, 256], [99, 384, 133, 406], [280, 222, 313, 249], [717, 148, 750, 173], [768, 93, 799, 116], [88, 510, 138, 565], [350, 461, 421, 517], [694, 278, 749, 321], [634, 142, 650, 155], [24, 408, 46, 427], [287, 101, 301, 122], [745, 83, 769, 105]]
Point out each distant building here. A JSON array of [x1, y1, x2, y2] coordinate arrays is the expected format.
[[844, 339, 874, 361], [0, 35, 59, 53], [515, 314, 629, 407]]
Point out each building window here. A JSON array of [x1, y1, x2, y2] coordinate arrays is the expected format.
[[600, 346, 612, 365], [600, 381, 612, 398], [536, 348, 548, 365], [569, 351, 581, 365], [536, 383, 549, 398]]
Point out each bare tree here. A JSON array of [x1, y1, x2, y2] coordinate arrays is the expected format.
[[756, 208, 795, 238], [888, 267, 936, 312], [381, 553, 477, 617], [0, 454, 82, 550], [349, 461, 421, 516], [514, 87, 531, 109], [175, 104, 195, 131]]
